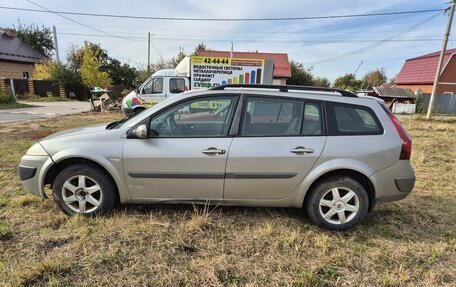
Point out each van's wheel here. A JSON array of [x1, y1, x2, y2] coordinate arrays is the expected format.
[[53, 164, 119, 216], [305, 176, 369, 231]]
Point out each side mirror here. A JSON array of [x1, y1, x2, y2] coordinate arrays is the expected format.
[[133, 124, 148, 139], [135, 88, 140, 94]]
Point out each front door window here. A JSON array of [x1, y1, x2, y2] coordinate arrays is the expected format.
[[149, 96, 237, 137], [142, 78, 163, 94]]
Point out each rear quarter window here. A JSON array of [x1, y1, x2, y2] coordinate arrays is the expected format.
[[326, 102, 383, 135]]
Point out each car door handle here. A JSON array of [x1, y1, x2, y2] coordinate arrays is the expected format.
[[290, 146, 314, 154], [202, 147, 226, 155]]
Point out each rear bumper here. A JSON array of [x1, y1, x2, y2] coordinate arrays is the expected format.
[[370, 160, 415, 205], [395, 176, 415, 192]]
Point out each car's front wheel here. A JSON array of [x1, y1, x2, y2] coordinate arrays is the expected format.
[[53, 164, 118, 216], [305, 176, 369, 231]]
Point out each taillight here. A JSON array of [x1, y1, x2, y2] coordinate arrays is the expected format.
[[386, 111, 412, 160]]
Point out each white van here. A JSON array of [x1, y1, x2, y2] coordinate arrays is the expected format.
[[121, 69, 189, 116]]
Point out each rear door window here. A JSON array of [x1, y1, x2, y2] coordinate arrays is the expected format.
[[327, 102, 383, 135], [240, 96, 304, 136], [302, 102, 324, 135]]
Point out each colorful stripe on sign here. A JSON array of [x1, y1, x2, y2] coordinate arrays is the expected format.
[[222, 80, 227, 85], [245, 72, 250, 83], [256, 68, 262, 84], [251, 71, 256, 83]]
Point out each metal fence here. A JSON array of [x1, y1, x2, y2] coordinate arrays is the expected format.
[[34, 80, 60, 97], [421, 93, 456, 114]]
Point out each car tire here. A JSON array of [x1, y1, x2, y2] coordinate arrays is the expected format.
[[53, 163, 119, 216], [305, 176, 369, 231]]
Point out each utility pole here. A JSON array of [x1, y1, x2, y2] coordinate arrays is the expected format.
[[53, 26, 60, 63], [353, 60, 363, 76], [230, 42, 233, 58], [343, 60, 363, 90], [147, 32, 151, 73], [427, 2, 455, 119]]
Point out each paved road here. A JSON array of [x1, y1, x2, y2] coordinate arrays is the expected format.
[[0, 101, 91, 123]]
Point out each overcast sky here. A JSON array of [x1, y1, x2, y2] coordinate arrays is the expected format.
[[0, 0, 451, 82]]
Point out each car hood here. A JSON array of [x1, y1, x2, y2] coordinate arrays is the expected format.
[[40, 124, 108, 141]]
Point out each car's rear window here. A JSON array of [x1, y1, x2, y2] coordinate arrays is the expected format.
[[327, 102, 383, 135]]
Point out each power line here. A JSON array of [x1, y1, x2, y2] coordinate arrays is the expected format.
[[0, 5, 446, 21], [54, 21, 434, 35], [25, 0, 165, 59], [25, 0, 143, 43], [304, 10, 444, 65], [57, 32, 442, 43]]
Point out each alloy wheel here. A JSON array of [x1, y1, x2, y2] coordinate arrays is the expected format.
[[61, 175, 103, 214], [318, 187, 359, 225]]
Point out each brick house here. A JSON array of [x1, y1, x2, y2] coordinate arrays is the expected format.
[[395, 48, 456, 94], [0, 29, 45, 80], [198, 50, 291, 85]]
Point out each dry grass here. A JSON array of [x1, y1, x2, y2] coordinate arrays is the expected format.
[[0, 113, 455, 286]]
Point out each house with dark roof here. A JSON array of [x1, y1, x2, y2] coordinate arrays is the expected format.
[[0, 29, 45, 80], [356, 86, 416, 105], [198, 50, 291, 85], [395, 48, 456, 94]]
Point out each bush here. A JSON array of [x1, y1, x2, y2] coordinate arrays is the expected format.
[[0, 90, 15, 104], [415, 96, 425, 114]]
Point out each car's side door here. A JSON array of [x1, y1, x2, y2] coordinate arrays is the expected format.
[[123, 95, 238, 200], [224, 95, 327, 200]]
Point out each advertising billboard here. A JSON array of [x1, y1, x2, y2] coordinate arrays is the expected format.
[[191, 56, 265, 89]]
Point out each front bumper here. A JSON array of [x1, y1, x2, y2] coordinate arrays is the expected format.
[[19, 155, 53, 197], [18, 165, 37, 180]]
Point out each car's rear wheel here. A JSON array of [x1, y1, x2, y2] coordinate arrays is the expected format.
[[305, 176, 369, 231], [53, 164, 118, 216]]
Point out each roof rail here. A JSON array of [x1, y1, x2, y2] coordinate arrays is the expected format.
[[209, 84, 358, 98]]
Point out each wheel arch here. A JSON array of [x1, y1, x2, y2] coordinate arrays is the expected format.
[[43, 152, 130, 203], [295, 159, 377, 211]]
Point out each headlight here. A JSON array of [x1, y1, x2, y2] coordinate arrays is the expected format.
[[26, 143, 49, 156]]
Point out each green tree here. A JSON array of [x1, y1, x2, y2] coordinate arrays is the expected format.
[[388, 75, 396, 85], [361, 68, 388, 89], [313, 77, 331, 87], [192, 42, 211, 56], [15, 23, 54, 58], [80, 44, 111, 88], [333, 73, 362, 92], [169, 48, 187, 68], [287, 61, 315, 86], [106, 59, 138, 87]]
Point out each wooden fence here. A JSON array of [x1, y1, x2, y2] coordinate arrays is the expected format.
[[0, 79, 132, 100]]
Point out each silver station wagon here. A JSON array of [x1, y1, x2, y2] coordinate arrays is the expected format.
[[19, 84, 415, 231]]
